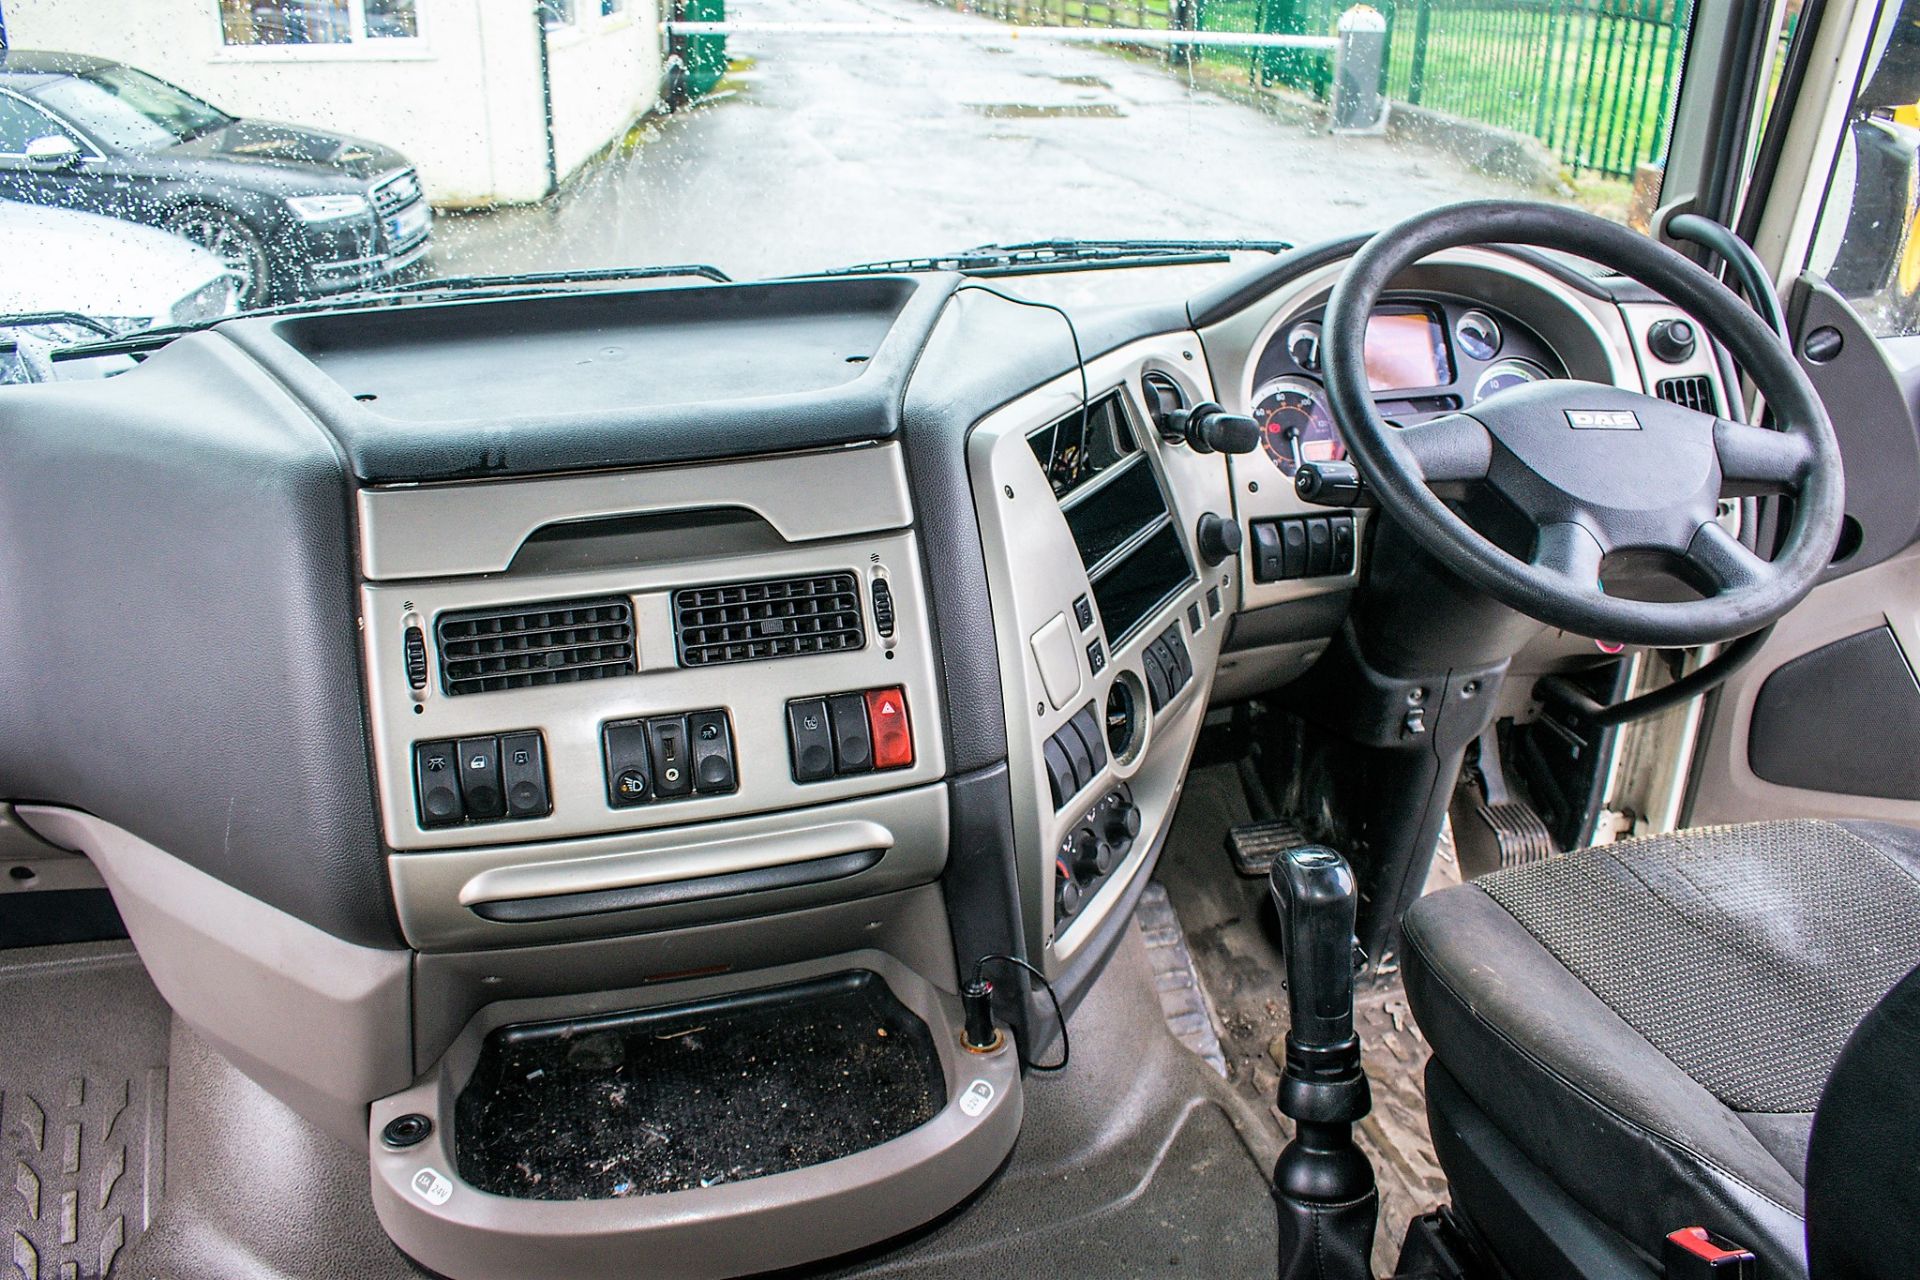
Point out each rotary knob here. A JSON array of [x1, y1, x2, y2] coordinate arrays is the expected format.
[[1197, 513, 1242, 566], [1101, 801, 1141, 851], [1069, 826, 1107, 879], [1055, 860, 1083, 919]]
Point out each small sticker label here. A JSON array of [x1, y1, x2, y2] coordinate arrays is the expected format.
[[411, 1167, 454, 1206], [958, 1078, 995, 1118]]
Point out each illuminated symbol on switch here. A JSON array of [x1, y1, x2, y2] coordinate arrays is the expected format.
[[699, 723, 720, 741], [511, 749, 530, 766], [879, 699, 898, 715], [663, 767, 681, 783], [424, 755, 448, 772], [468, 754, 488, 770], [802, 714, 820, 731]]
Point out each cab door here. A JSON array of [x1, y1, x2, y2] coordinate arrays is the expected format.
[[1681, 0, 1920, 829]]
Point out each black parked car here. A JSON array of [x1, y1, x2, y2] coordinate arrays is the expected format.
[[0, 49, 431, 306]]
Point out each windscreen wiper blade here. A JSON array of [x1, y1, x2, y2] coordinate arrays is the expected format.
[[813, 237, 1293, 277], [50, 263, 734, 361], [0, 311, 121, 338]]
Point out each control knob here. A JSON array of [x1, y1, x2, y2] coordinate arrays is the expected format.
[[1069, 826, 1109, 879], [1647, 317, 1697, 364], [1055, 860, 1083, 919], [1101, 801, 1141, 852], [1197, 512, 1242, 566]]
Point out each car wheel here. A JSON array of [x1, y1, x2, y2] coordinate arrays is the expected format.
[[162, 205, 272, 308]]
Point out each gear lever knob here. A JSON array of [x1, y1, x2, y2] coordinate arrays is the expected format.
[[1268, 846, 1376, 1280], [1270, 846, 1359, 1052]]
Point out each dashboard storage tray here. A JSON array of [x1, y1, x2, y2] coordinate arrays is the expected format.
[[453, 971, 946, 1199]]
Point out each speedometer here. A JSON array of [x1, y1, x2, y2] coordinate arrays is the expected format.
[[1252, 377, 1343, 476]]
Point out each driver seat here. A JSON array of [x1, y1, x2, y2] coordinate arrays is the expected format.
[[1401, 819, 1920, 1278]]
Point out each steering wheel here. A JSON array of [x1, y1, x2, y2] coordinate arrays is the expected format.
[[1322, 201, 1844, 648]]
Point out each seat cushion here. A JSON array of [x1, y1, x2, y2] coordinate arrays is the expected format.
[[1402, 820, 1920, 1277]]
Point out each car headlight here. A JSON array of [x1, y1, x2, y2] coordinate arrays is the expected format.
[[286, 193, 372, 223]]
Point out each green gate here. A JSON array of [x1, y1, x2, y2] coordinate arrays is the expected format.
[[677, 0, 728, 99], [1231, 0, 1691, 178]]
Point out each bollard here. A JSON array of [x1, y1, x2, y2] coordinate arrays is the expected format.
[[1330, 5, 1389, 136]]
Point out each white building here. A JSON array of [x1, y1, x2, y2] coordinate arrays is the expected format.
[[0, 0, 667, 206]]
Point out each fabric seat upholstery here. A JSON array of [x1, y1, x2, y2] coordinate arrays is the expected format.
[[1401, 819, 1920, 1278]]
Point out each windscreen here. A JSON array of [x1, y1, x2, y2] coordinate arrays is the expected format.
[[0, 0, 1700, 361]]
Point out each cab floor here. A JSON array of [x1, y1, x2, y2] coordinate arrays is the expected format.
[[0, 765, 1420, 1280], [1150, 763, 1455, 1277]]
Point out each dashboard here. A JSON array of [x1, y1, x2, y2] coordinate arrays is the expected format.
[[0, 238, 1731, 1258]]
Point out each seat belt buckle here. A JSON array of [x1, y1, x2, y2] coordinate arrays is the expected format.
[[1664, 1227, 1757, 1279]]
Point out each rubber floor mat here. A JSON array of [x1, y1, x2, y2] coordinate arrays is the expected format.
[[0, 941, 171, 1280], [454, 970, 945, 1200]]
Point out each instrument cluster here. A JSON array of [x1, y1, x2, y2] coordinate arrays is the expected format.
[[1249, 295, 1566, 476]]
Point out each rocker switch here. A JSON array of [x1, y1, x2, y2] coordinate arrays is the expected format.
[[648, 715, 692, 798]]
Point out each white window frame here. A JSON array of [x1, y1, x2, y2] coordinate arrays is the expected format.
[[210, 0, 432, 63]]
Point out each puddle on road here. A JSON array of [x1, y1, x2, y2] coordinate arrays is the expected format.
[[1049, 74, 1112, 88], [969, 103, 1126, 119]]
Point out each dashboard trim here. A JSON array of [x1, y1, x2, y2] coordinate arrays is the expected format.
[[357, 441, 916, 581]]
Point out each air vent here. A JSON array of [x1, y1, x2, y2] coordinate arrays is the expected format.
[[436, 596, 635, 696], [674, 573, 865, 667], [1655, 375, 1717, 414]]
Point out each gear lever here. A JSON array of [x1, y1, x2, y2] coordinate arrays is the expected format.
[[1270, 846, 1378, 1280]]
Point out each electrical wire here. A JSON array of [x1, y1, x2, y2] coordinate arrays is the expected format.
[[972, 953, 1070, 1072], [954, 281, 1091, 494]]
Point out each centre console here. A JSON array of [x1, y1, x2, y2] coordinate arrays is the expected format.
[[967, 332, 1240, 973]]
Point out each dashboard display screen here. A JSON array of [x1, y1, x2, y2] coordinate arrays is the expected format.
[[1364, 310, 1451, 392]]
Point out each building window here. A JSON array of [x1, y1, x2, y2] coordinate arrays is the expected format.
[[601, 0, 625, 16], [218, 0, 420, 46], [539, 0, 576, 29]]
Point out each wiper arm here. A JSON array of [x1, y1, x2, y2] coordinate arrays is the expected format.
[[50, 263, 733, 361], [814, 237, 1292, 278], [370, 264, 732, 296], [0, 311, 120, 338]]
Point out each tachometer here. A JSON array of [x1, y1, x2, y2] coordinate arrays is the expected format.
[[1252, 376, 1343, 475], [1473, 358, 1551, 403]]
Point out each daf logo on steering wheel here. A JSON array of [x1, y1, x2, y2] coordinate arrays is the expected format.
[[1565, 409, 1642, 430]]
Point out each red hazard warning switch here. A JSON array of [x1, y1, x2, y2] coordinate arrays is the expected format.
[[864, 686, 913, 769]]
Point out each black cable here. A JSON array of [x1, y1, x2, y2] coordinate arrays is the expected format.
[[1535, 622, 1774, 729], [972, 953, 1070, 1072], [954, 281, 1091, 492]]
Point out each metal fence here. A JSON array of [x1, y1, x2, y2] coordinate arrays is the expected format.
[[956, 0, 1693, 180], [1244, 0, 1692, 178]]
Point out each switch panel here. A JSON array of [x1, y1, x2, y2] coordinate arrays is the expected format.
[[604, 708, 737, 807], [1144, 623, 1193, 713], [1251, 514, 1357, 583], [1041, 702, 1109, 810], [414, 730, 550, 828], [789, 686, 913, 782]]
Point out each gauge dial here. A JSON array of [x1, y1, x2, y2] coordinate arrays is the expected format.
[[1456, 309, 1503, 362], [1286, 321, 1324, 372], [1473, 358, 1550, 403], [1252, 376, 1344, 475]]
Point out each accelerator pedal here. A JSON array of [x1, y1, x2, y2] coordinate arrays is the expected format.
[[1226, 817, 1313, 879], [1450, 727, 1560, 879]]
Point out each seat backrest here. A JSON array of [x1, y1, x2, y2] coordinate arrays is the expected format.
[[1806, 962, 1920, 1279]]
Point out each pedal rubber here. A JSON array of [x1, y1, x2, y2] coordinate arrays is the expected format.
[[1226, 818, 1310, 878]]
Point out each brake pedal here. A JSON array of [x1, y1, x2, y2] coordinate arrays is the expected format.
[[1226, 817, 1311, 878]]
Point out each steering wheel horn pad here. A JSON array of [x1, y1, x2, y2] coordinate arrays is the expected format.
[[1325, 202, 1843, 647]]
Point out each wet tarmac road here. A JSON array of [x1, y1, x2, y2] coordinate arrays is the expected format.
[[431, 0, 1520, 282]]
